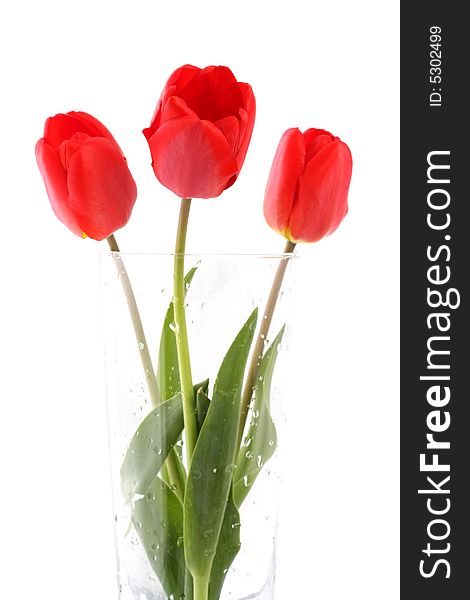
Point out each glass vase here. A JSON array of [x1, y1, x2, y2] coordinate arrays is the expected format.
[[101, 252, 296, 600]]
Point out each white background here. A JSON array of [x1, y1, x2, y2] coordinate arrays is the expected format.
[[0, 1, 399, 598]]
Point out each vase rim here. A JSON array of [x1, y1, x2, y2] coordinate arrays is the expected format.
[[99, 250, 299, 259]]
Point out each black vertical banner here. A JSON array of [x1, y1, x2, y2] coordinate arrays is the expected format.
[[401, 3, 469, 599]]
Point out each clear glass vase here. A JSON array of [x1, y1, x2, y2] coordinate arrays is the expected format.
[[101, 252, 296, 600]]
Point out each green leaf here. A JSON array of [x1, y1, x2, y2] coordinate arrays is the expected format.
[[184, 569, 194, 600], [157, 267, 197, 401], [208, 488, 241, 600], [184, 309, 258, 580], [160, 462, 171, 487], [120, 393, 184, 502], [195, 379, 210, 433], [133, 477, 186, 599], [233, 326, 285, 507]]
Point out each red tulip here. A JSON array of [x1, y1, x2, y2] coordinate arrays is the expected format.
[[36, 111, 137, 241], [143, 65, 256, 199], [264, 128, 352, 243]]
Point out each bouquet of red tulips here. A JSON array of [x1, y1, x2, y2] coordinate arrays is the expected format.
[[36, 65, 352, 600]]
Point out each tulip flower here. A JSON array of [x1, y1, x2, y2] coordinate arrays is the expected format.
[[264, 128, 352, 243], [36, 111, 137, 241], [143, 64, 256, 199]]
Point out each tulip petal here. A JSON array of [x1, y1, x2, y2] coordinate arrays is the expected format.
[[67, 138, 137, 240], [234, 109, 255, 170], [289, 141, 352, 243], [44, 114, 97, 150], [236, 83, 256, 161], [148, 117, 238, 199], [303, 128, 333, 145], [57, 133, 90, 171], [303, 129, 336, 163], [165, 64, 201, 94], [178, 66, 244, 122], [69, 111, 118, 143], [210, 66, 245, 120], [235, 108, 249, 164], [263, 128, 306, 235], [144, 66, 202, 138], [214, 115, 240, 154], [35, 139, 83, 237], [161, 95, 198, 123], [143, 100, 166, 141]]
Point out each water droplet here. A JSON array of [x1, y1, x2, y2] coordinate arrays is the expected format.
[[203, 529, 214, 539], [243, 475, 249, 488], [268, 440, 275, 447], [203, 549, 215, 557], [147, 492, 156, 502], [192, 471, 202, 480], [225, 464, 235, 474], [151, 543, 160, 550], [245, 451, 253, 459], [169, 323, 176, 333], [257, 455, 264, 468], [212, 468, 218, 474], [138, 342, 145, 350]]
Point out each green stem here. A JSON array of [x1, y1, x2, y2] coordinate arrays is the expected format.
[[107, 234, 185, 498], [184, 569, 194, 600], [165, 452, 185, 502], [193, 575, 209, 600], [107, 234, 160, 407], [239, 239, 296, 444], [173, 198, 197, 466]]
